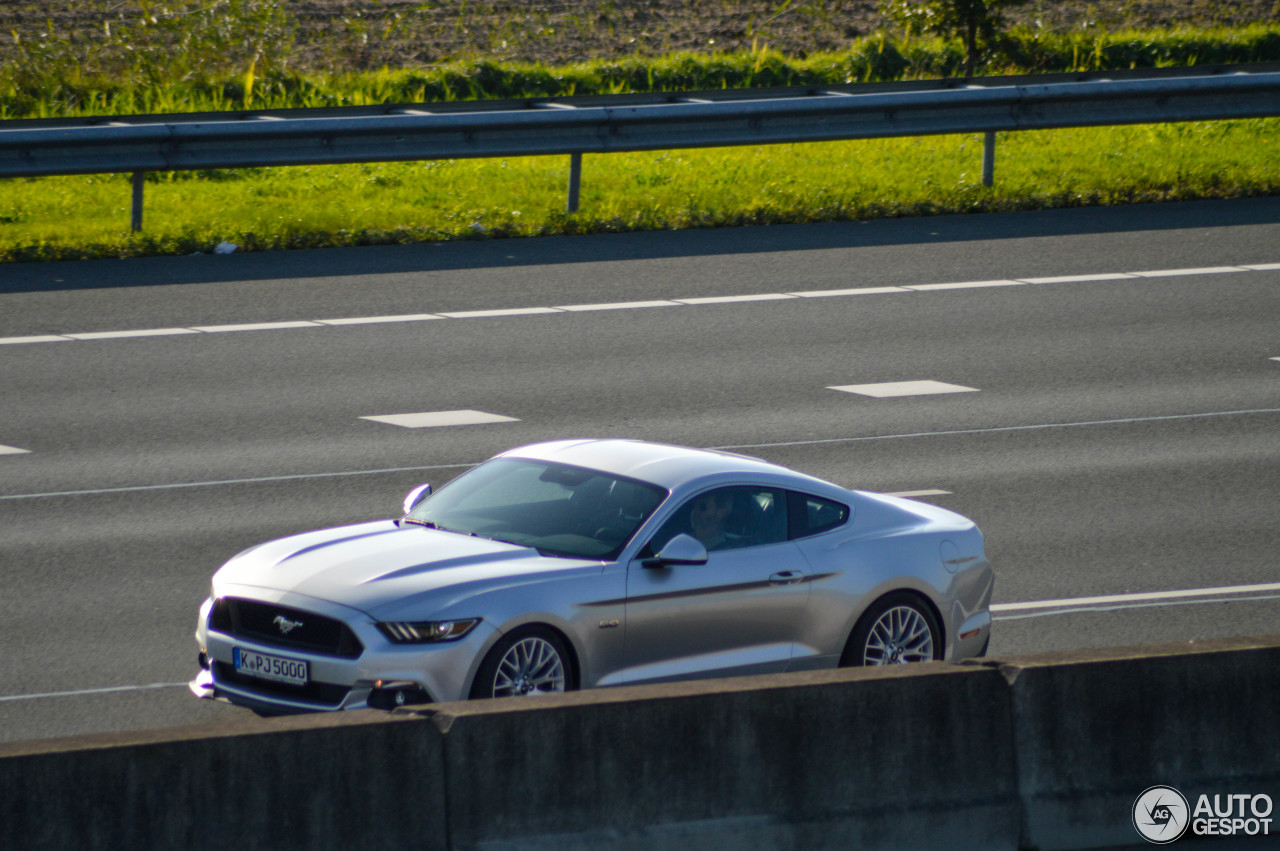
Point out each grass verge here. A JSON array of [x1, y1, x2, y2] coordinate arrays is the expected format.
[[3, 25, 1280, 118], [1, 117, 1276, 263], [3, 16, 1279, 263]]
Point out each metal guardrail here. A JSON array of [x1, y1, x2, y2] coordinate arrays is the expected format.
[[2, 64, 1278, 230]]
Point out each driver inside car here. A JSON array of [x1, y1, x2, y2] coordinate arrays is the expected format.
[[689, 490, 735, 551]]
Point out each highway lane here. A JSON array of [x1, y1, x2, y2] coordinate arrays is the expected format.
[[3, 195, 1279, 334], [1, 198, 1277, 742]]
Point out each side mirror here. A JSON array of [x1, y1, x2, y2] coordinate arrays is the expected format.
[[402, 483, 432, 516], [643, 533, 708, 569]]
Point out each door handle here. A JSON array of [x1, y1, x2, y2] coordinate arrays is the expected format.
[[769, 571, 803, 586]]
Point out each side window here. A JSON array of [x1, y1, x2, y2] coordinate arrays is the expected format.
[[649, 486, 789, 554], [787, 491, 850, 539]]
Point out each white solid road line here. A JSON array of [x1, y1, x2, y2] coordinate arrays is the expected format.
[[674, 293, 798, 304], [4, 582, 1279, 704], [788, 286, 907, 297], [0, 461, 480, 500], [1, 260, 1274, 346], [882, 489, 953, 498], [66, 328, 201, 340], [904, 279, 1021, 291], [991, 582, 1280, 612], [1020, 273, 1134, 284], [557, 300, 679, 311], [191, 320, 321, 333], [0, 335, 71, 345], [438, 307, 561, 318], [317, 313, 443, 325], [1130, 266, 1246, 278], [0, 682, 188, 704]]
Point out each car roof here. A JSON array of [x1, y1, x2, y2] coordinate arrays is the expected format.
[[498, 438, 827, 491]]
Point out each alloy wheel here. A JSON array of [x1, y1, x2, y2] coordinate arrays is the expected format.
[[862, 604, 935, 665], [491, 635, 567, 696]]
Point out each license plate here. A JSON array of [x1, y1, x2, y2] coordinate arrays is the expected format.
[[234, 647, 309, 686]]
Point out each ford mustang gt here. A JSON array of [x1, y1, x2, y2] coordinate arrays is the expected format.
[[190, 439, 993, 713]]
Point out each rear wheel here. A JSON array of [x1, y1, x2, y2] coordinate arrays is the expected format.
[[842, 592, 941, 667], [470, 626, 574, 699]]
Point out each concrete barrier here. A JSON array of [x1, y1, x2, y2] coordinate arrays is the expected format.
[[427, 663, 1019, 851], [995, 636, 1280, 850], [0, 712, 447, 851], [2, 635, 1277, 850]]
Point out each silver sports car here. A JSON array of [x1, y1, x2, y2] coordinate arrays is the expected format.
[[190, 439, 993, 713]]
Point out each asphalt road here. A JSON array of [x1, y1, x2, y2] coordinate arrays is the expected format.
[[1, 197, 1277, 743]]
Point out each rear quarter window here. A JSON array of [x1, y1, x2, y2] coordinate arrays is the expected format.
[[788, 492, 850, 539]]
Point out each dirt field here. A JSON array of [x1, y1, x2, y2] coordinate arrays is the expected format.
[[2, 1, 1277, 71]]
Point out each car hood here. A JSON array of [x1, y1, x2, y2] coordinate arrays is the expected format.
[[212, 520, 599, 619]]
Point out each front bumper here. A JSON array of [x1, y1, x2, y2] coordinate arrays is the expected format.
[[192, 595, 496, 713]]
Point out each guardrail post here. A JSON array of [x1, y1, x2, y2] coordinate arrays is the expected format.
[[567, 152, 582, 213], [982, 131, 995, 187], [130, 171, 145, 231]]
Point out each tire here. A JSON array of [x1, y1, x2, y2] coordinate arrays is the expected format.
[[841, 592, 942, 667], [469, 626, 574, 699]]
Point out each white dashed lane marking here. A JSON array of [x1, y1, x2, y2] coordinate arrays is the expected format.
[[359, 409, 520, 428], [5, 407, 1276, 475], [0, 444, 30, 455], [828, 380, 980, 398], [1, 261, 1274, 346]]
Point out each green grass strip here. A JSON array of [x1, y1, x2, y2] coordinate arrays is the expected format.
[[3, 25, 1280, 118], [2, 119, 1276, 263], [3, 24, 1279, 262]]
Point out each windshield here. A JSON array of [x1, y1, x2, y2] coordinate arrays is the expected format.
[[405, 457, 668, 560]]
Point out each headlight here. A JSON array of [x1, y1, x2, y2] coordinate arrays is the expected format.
[[377, 618, 480, 644]]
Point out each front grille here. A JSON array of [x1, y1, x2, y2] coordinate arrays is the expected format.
[[213, 661, 352, 707], [210, 597, 364, 658]]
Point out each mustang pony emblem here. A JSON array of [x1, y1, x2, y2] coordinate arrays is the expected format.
[[274, 615, 304, 634]]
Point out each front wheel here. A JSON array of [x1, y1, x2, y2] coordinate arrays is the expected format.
[[470, 627, 574, 699], [842, 592, 941, 667]]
